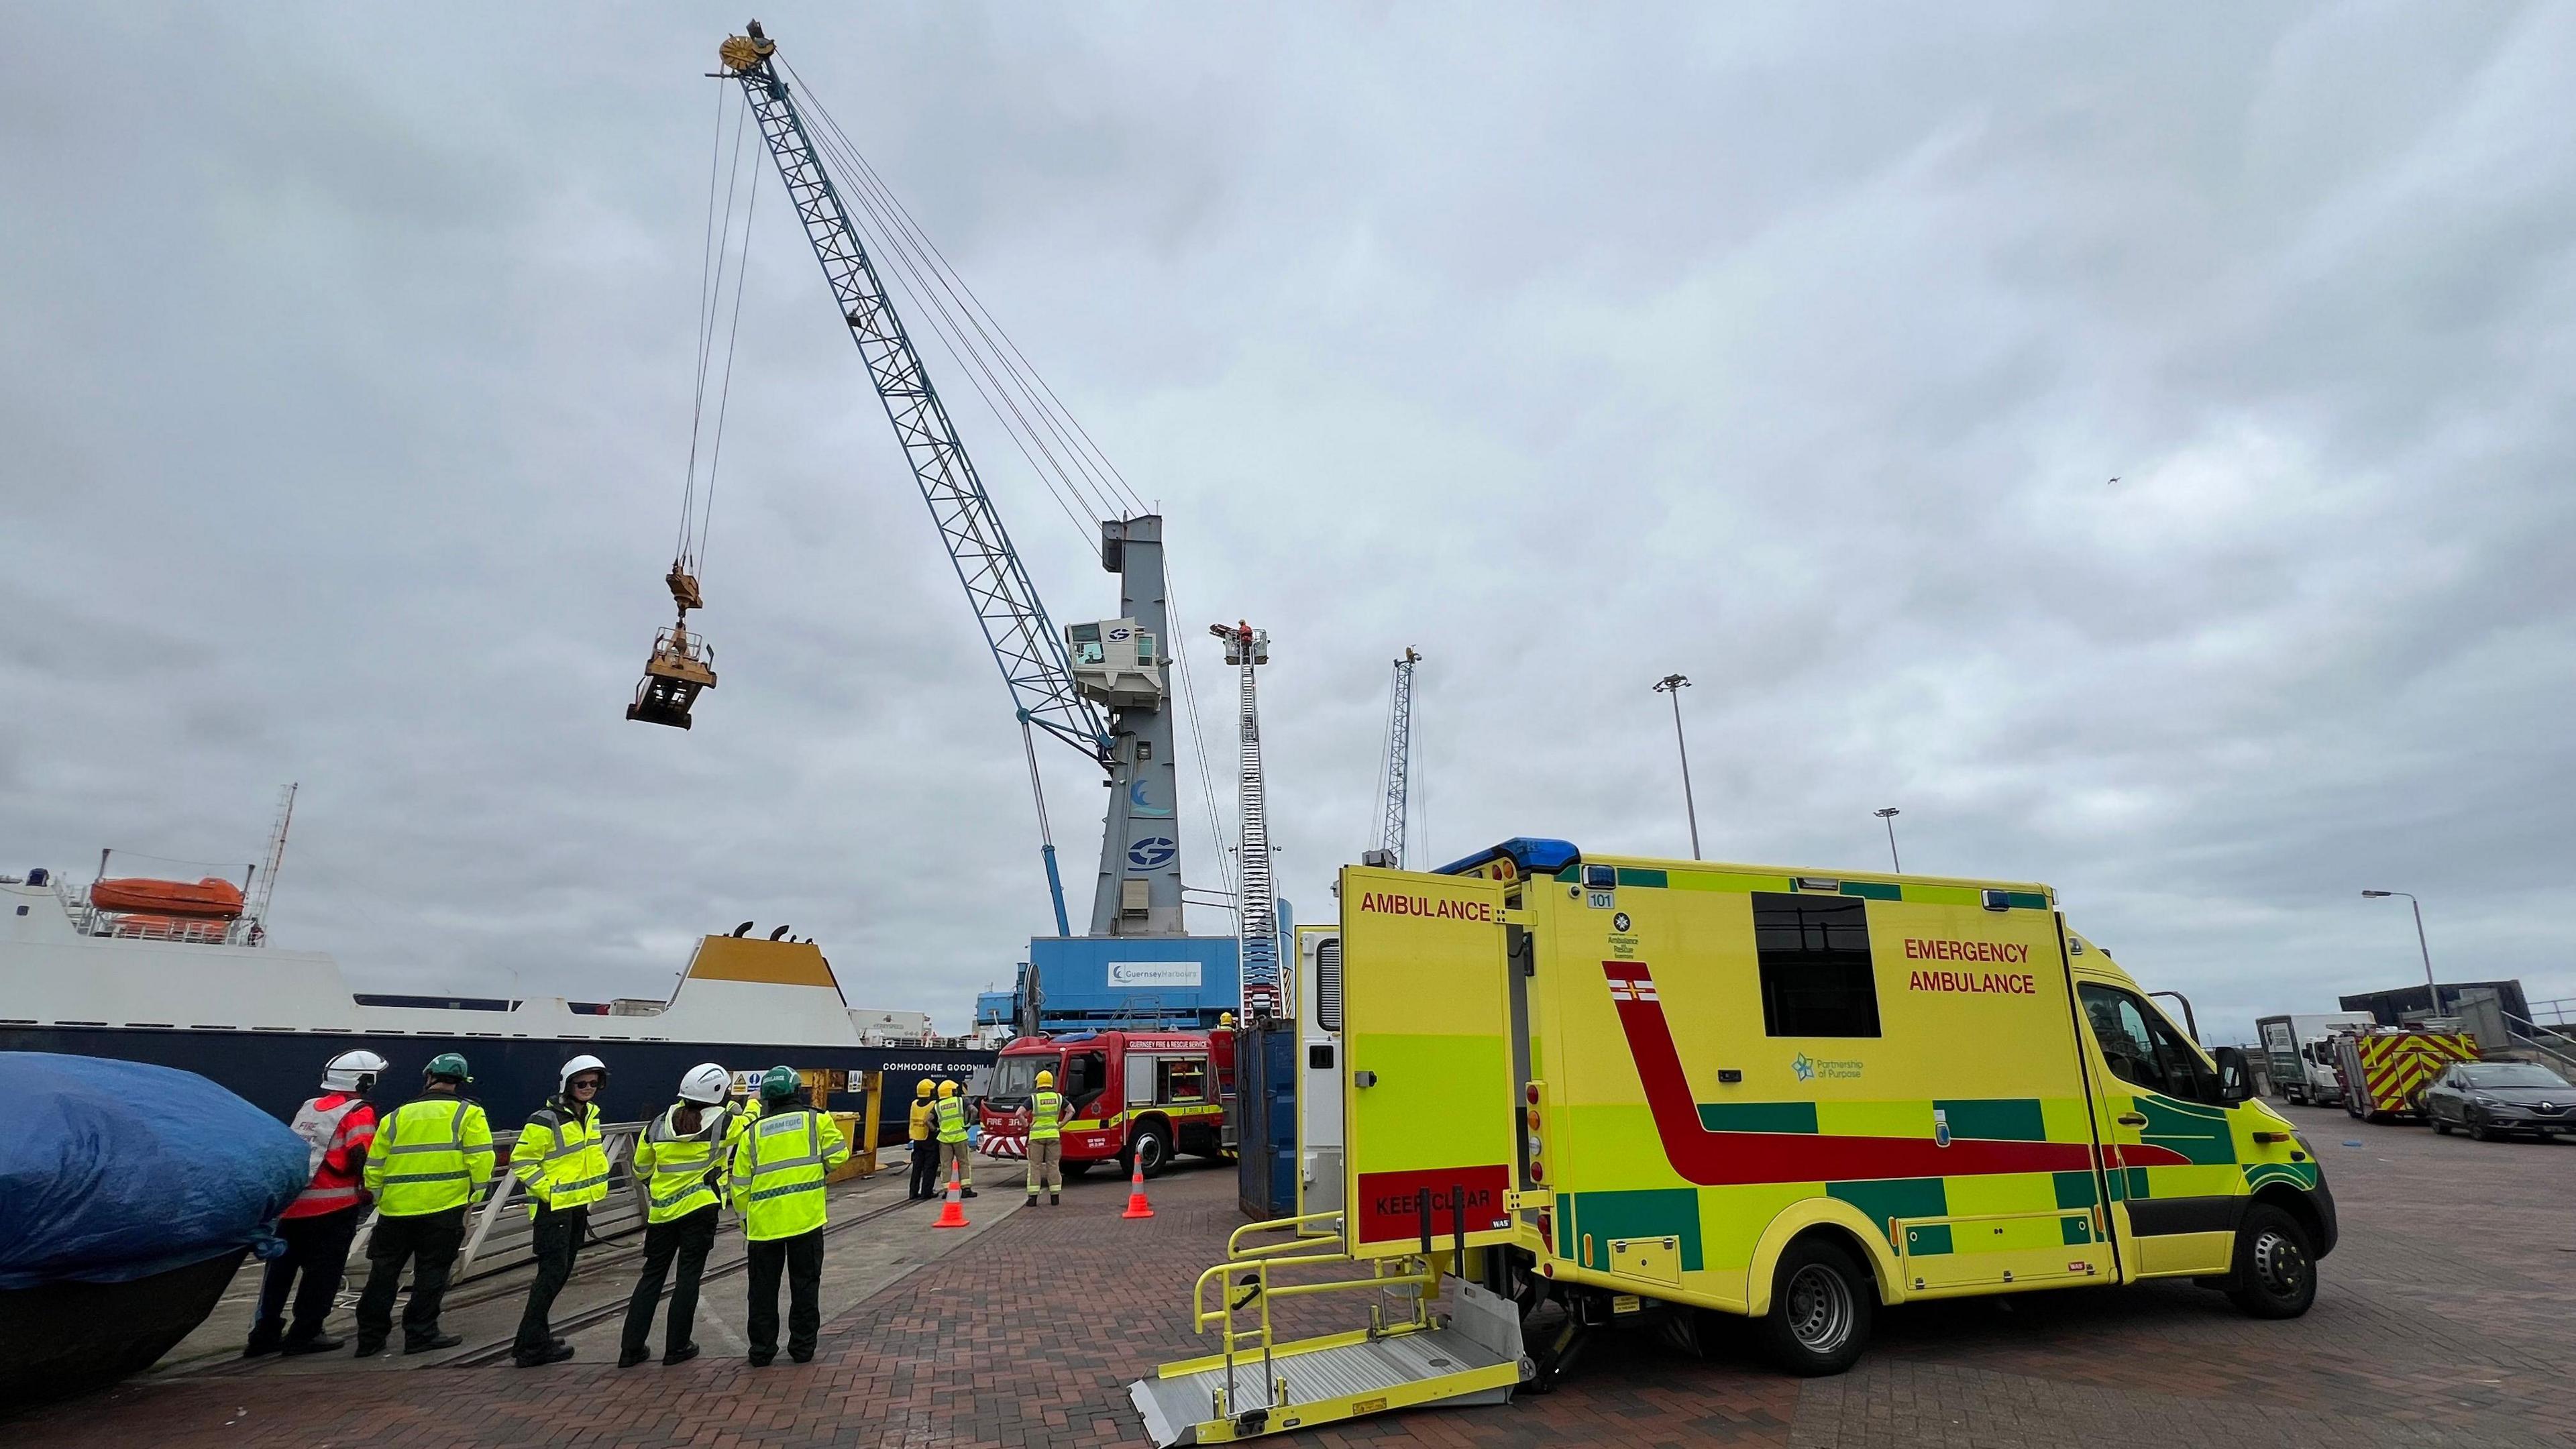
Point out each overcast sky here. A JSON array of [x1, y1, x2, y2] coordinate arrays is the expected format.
[[6, 4, 2571, 1044]]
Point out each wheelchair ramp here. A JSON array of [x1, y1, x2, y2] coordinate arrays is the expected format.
[[1129, 1278, 1526, 1446]]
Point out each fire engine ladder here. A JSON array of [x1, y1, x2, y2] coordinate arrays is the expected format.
[[1129, 1205, 1528, 1446]]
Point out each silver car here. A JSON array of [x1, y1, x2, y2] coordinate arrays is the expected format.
[[2422, 1061, 2576, 1142]]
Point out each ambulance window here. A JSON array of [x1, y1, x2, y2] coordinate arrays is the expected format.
[[2080, 985, 2213, 1102], [1752, 892, 1882, 1038]]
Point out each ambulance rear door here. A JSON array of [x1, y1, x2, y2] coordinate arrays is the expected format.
[[1339, 866, 1520, 1260]]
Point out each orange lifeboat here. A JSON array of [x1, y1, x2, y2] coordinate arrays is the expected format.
[[90, 877, 245, 920]]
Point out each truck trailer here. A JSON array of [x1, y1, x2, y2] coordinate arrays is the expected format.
[[2257, 1013, 2375, 1106], [1130, 841, 2336, 1446]]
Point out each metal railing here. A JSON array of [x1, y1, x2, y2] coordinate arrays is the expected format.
[[1187, 1210, 1440, 1419]]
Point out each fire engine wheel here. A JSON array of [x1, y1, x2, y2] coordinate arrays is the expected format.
[[1758, 1240, 1872, 1376], [2225, 1204, 2316, 1320], [1127, 1124, 1173, 1179]]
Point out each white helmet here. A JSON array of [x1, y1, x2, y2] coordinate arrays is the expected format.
[[678, 1062, 731, 1105], [321, 1049, 388, 1093], [559, 1053, 609, 1095]]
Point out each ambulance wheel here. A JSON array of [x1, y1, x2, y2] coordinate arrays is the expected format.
[[2225, 1204, 2316, 1320], [1758, 1239, 1872, 1376]]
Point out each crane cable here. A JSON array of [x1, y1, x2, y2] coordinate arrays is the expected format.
[[673, 88, 763, 586], [773, 66, 1234, 890]]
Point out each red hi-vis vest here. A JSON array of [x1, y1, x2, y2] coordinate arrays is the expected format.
[[282, 1092, 378, 1220]]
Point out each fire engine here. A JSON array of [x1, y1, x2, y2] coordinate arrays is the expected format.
[[978, 1026, 1236, 1177]]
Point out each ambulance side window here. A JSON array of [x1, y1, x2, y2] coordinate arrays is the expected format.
[[2080, 984, 2213, 1102], [1752, 892, 1882, 1037]]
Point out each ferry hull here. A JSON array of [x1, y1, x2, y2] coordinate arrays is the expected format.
[[0, 1024, 989, 1133]]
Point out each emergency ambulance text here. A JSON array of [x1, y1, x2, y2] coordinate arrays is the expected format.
[[1903, 938, 2031, 964], [1908, 969, 2038, 995]]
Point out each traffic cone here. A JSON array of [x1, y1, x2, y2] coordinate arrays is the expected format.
[[1120, 1159, 1155, 1220], [932, 1165, 970, 1230]]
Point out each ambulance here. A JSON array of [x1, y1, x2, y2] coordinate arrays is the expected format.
[[1131, 841, 2337, 1445]]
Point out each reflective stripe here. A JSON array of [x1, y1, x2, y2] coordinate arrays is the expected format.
[[747, 1179, 822, 1202], [380, 1170, 469, 1184], [549, 1173, 609, 1194]]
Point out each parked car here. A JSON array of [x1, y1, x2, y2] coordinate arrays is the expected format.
[[2421, 1061, 2576, 1141]]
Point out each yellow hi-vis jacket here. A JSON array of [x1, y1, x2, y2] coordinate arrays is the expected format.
[[933, 1093, 970, 1144], [908, 1098, 935, 1142], [511, 1102, 609, 1215], [1028, 1089, 1066, 1142], [728, 1107, 850, 1241], [363, 1095, 495, 1217], [633, 1102, 745, 1224]]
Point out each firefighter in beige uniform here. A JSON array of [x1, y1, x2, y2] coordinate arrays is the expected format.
[[1024, 1070, 1068, 1205]]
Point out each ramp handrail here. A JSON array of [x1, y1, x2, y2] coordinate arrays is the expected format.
[[347, 1120, 654, 1281], [1189, 1248, 1443, 1419], [1228, 1209, 1344, 1260]]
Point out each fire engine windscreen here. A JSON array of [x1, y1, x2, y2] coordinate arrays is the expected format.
[[988, 1051, 1105, 1108]]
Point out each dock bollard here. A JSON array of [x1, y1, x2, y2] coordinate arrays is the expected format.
[[933, 1165, 971, 1230], [1120, 1159, 1155, 1220]]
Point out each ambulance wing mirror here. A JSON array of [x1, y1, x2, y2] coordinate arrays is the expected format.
[[2211, 1046, 2252, 1106]]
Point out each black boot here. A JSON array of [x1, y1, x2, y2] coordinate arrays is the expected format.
[[405, 1332, 464, 1354], [282, 1334, 345, 1355], [618, 1346, 651, 1368], [513, 1342, 576, 1368], [663, 1343, 701, 1366], [1049, 1193, 1059, 1205]]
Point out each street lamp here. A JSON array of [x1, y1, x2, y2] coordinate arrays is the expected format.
[[1652, 674, 1701, 860], [1874, 807, 1902, 872], [2361, 890, 2438, 1013]]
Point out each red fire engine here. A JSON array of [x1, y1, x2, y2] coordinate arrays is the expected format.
[[977, 1027, 1236, 1177]]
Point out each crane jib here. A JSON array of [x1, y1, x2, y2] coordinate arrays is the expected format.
[[725, 48, 1107, 767]]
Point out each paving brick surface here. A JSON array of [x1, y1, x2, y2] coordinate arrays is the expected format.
[[6, 1106, 2573, 1447]]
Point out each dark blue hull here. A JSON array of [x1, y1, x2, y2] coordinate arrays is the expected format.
[[0, 1026, 991, 1139]]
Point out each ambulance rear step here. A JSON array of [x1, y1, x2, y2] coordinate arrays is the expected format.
[[1128, 1277, 1526, 1446]]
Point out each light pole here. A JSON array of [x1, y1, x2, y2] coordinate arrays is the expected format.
[[1874, 807, 1902, 872], [2361, 890, 2438, 1012], [1652, 674, 1701, 860]]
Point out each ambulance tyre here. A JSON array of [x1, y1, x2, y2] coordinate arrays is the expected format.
[[1757, 1238, 1873, 1376], [2224, 1204, 2316, 1320]]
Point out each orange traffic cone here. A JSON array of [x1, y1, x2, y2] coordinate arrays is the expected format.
[[1120, 1159, 1155, 1220], [932, 1165, 971, 1230]]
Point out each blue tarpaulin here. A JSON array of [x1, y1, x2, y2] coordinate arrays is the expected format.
[[0, 1053, 309, 1290]]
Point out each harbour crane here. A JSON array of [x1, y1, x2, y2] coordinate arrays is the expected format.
[[654, 21, 1189, 939], [1362, 649, 1419, 869]]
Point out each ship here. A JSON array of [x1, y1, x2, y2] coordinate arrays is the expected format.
[[1, 863, 989, 1126]]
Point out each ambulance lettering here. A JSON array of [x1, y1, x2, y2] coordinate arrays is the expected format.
[[1599, 961, 2194, 1185], [1355, 892, 1497, 923]]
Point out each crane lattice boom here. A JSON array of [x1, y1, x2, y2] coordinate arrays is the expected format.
[[722, 28, 1107, 765], [1215, 622, 1279, 1018]]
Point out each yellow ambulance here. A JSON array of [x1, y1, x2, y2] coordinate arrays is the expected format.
[[1134, 839, 2334, 1444]]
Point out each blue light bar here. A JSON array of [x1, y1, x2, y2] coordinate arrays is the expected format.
[[1431, 838, 1583, 878]]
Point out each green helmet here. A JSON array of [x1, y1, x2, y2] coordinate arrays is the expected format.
[[759, 1065, 800, 1101], [425, 1052, 472, 1084]]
